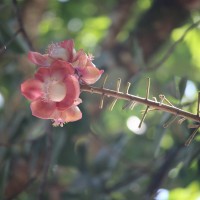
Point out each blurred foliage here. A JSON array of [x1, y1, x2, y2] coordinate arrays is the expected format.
[[1, 0, 200, 200]]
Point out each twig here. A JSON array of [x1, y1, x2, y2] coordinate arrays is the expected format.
[[148, 20, 200, 71], [146, 144, 183, 199], [0, 29, 21, 56], [81, 84, 200, 124], [103, 0, 136, 48], [37, 122, 53, 200], [12, 0, 34, 50]]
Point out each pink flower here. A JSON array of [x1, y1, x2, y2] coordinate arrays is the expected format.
[[28, 40, 76, 67], [27, 39, 104, 85], [73, 50, 104, 84], [22, 39, 104, 126], [21, 60, 81, 126]]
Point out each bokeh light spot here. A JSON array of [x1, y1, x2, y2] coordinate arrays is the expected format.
[[126, 116, 147, 135], [155, 189, 169, 200], [68, 18, 83, 32]]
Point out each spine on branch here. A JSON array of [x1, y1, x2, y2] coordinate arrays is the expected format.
[[81, 77, 200, 145]]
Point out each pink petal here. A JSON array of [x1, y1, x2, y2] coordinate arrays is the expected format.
[[74, 98, 82, 106], [21, 78, 43, 101], [80, 65, 104, 84], [63, 106, 82, 122], [56, 75, 80, 109], [50, 105, 82, 126], [28, 52, 51, 67], [50, 60, 74, 80], [60, 40, 74, 50], [59, 40, 75, 62], [31, 100, 56, 119], [35, 67, 50, 82], [73, 50, 87, 69]]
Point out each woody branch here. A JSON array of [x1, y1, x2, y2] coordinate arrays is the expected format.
[[80, 84, 200, 124]]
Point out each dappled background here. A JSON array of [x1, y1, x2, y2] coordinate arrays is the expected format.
[[1, 0, 200, 199]]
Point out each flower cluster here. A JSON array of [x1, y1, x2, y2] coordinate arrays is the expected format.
[[21, 40, 104, 127]]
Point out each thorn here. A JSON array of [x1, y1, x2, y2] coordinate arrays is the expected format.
[[139, 106, 149, 128], [164, 97, 174, 107], [159, 95, 165, 106], [110, 98, 118, 111], [125, 82, 131, 94], [122, 101, 132, 110], [159, 95, 174, 107], [141, 108, 156, 114], [102, 74, 108, 89], [116, 78, 121, 92], [152, 97, 158, 102], [130, 101, 136, 110], [197, 92, 200, 116], [163, 115, 178, 128], [188, 124, 200, 129], [146, 77, 150, 99], [99, 94, 105, 109], [185, 126, 200, 146], [122, 101, 136, 110], [178, 117, 186, 124]]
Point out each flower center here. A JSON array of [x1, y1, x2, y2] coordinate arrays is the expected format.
[[48, 81, 67, 102]]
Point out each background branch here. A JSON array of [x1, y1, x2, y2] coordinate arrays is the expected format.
[[37, 122, 53, 200], [12, 0, 34, 50], [148, 19, 200, 71]]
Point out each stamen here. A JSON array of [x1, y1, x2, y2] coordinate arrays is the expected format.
[[41, 80, 67, 102]]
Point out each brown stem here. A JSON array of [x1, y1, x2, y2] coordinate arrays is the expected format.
[[81, 84, 200, 123]]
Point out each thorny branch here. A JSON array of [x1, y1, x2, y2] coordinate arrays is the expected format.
[[81, 82, 200, 131]]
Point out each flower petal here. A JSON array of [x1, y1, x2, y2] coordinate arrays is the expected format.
[[60, 40, 75, 61], [56, 75, 80, 109], [35, 67, 50, 82], [21, 78, 43, 101], [63, 106, 82, 122], [50, 60, 74, 81], [31, 100, 56, 119], [74, 98, 82, 106], [73, 50, 87, 69], [28, 52, 51, 67], [80, 65, 104, 84]]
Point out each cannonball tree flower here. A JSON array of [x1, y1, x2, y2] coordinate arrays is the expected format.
[[73, 50, 104, 84], [27, 39, 104, 85], [21, 59, 81, 126], [28, 39, 76, 67]]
